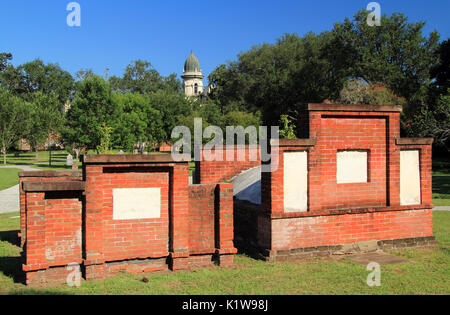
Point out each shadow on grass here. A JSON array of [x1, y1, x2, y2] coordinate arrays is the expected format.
[[433, 175, 450, 196], [0, 256, 25, 284], [33, 164, 72, 170], [0, 230, 25, 284], [0, 230, 20, 247]]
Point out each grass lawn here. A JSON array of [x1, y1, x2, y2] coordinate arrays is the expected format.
[[4, 151, 73, 171], [0, 211, 448, 295], [3, 150, 196, 175], [433, 156, 450, 206], [0, 168, 22, 191]]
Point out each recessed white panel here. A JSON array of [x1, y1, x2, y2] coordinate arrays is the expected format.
[[400, 150, 421, 206], [337, 151, 368, 184], [284, 152, 308, 212], [113, 188, 161, 220]]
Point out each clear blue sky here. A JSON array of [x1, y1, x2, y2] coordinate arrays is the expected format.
[[1, 0, 449, 83]]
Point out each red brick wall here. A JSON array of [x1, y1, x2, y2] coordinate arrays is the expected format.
[[24, 191, 83, 271], [100, 168, 170, 261], [188, 184, 217, 254], [257, 105, 434, 256], [22, 158, 237, 286], [270, 209, 433, 250], [309, 115, 388, 210], [19, 171, 82, 246], [196, 145, 261, 184]]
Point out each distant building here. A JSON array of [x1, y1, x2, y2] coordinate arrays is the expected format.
[[181, 51, 204, 98]]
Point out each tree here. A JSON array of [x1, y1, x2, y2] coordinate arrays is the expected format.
[[0, 52, 12, 72], [109, 60, 182, 94], [114, 92, 165, 151], [430, 39, 450, 101], [146, 90, 193, 141], [62, 75, 121, 151], [0, 59, 74, 106], [0, 88, 32, 164], [208, 32, 344, 126], [405, 91, 450, 153], [17, 59, 74, 104], [24, 92, 63, 159], [336, 79, 407, 106], [329, 10, 440, 111]]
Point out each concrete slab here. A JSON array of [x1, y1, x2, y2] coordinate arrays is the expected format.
[[0, 165, 40, 214], [349, 252, 409, 265], [232, 166, 261, 205], [0, 185, 19, 214]]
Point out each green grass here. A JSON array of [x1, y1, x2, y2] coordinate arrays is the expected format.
[[0, 168, 22, 190], [0, 211, 449, 295], [4, 151, 74, 171], [432, 156, 450, 206]]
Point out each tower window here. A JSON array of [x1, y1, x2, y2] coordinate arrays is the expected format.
[[194, 83, 198, 94]]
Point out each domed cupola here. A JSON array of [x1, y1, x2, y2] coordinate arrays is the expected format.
[[182, 51, 204, 97], [184, 51, 201, 73]]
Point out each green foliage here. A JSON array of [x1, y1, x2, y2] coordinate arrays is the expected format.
[[208, 32, 342, 126], [405, 91, 450, 153], [329, 10, 440, 109], [209, 10, 440, 127], [109, 60, 182, 94], [96, 123, 113, 154], [0, 59, 74, 106], [63, 75, 121, 150], [431, 39, 450, 97], [146, 90, 193, 141], [279, 115, 297, 139], [0, 52, 12, 72], [0, 88, 32, 164], [114, 92, 165, 151], [337, 79, 407, 106], [24, 92, 63, 155]]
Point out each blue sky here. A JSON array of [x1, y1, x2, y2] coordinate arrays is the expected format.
[[1, 0, 449, 83]]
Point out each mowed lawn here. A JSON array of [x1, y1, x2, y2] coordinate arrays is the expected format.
[[433, 156, 450, 206], [0, 211, 448, 295], [0, 168, 22, 191]]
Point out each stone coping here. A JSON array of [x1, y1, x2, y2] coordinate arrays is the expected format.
[[307, 103, 403, 113], [19, 170, 82, 178], [235, 200, 433, 219], [22, 181, 86, 192], [81, 154, 190, 164], [396, 138, 434, 145], [268, 204, 433, 219], [271, 138, 316, 147]]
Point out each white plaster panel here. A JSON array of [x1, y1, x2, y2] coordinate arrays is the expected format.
[[337, 151, 368, 184], [400, 150, 421, 205], [284, 152, 308, 212], [113, 188, 161, 220]]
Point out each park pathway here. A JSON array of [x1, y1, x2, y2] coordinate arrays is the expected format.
[[0, 165, 36, 214]]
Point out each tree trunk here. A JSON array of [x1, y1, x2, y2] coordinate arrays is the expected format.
[[2, 147, 6, 165], [35, 147, 39, 160]]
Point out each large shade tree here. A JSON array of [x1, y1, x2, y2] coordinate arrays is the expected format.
[[0, 88, 32, 164], [62, 75, 121, 151]]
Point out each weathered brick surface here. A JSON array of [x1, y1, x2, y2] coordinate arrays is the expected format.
[[257, 104, 434, 258], [19, 171, 82, 246], [21, 157, 236, 286], [196, 145, 260, 184], [270, 209, 433, 250], [188, 184, 216, 254]]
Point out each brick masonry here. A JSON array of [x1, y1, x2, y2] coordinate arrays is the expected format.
[[19, 103, 436, 285], [20, 155, 236, 286], [238, 104, 435, 261], [195, 145, 261, 184]]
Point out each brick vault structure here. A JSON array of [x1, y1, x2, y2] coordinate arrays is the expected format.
[[20, 155, 236, 286], [18, 103, 436, 286]]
